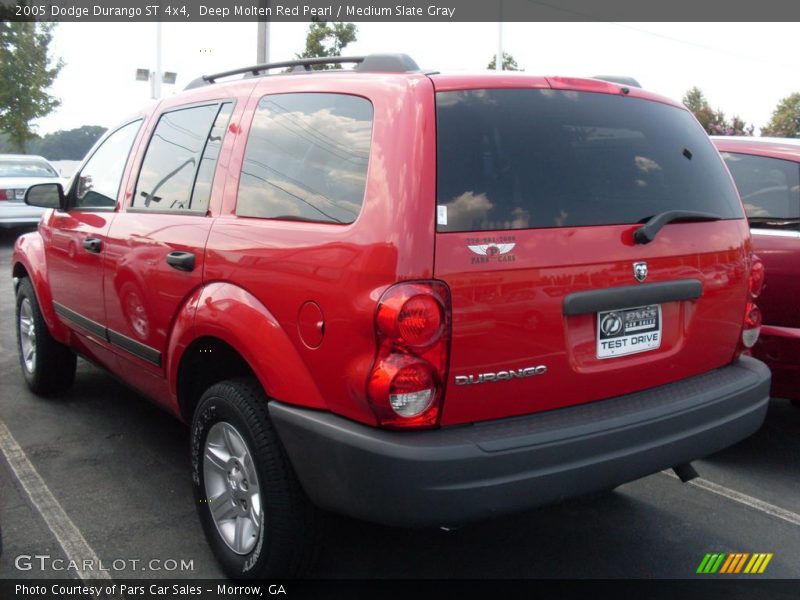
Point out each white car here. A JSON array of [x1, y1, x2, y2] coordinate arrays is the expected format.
[[0, 154, 63, 228]]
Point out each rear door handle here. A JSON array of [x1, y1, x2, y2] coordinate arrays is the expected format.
[[83, 237, 102, 253], [166, 251, 196, 272]]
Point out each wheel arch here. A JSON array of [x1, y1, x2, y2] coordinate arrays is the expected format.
[[168, 282, 327, 422], [12, 231, 70, 343]]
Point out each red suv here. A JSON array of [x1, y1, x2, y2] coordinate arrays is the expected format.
[[713, 136, 800, 405], [13, 55, 770, 578]]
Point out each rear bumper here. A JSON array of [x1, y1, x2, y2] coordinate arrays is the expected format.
[[269, 356, 770, 527], [754, 325, 800, 401]]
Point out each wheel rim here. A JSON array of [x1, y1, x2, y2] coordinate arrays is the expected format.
[[19, 298, 36, 373], [203, 422, 262, 555]]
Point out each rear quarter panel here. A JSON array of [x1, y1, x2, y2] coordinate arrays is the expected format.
[[204, 73, 438, 425]]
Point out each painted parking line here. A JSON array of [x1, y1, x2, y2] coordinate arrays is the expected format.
[[0, 418, 111, 581], [663, 470, 800, 527]]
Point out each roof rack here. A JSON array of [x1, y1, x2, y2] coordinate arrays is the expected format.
[[185, 53, 420, 90]]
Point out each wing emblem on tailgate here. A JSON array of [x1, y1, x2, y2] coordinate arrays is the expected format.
[[468, 243, 516, 256]]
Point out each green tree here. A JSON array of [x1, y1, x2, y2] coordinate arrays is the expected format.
[[761, 92, 800, 138], [682, 87, 724, 133], [682, 86, 753, 136], [35, 125, 107, 160], [296, 19, 357, 70], [487, 52, 522, 71], [0, 22, 63, 152]]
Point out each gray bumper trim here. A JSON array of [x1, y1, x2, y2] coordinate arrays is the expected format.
[[269, 356, 770, 527]]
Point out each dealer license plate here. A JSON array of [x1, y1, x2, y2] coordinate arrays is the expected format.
[[596, 304, 662, 359]]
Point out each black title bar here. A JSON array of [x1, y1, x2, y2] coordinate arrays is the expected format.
[[2, 0, 800, 22]]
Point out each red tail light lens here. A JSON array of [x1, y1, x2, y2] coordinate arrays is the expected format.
[[0, 189, 7, 201], [368, 281, 451, 429], [742, 302, 762, 348], [377, 285, 444, 348]]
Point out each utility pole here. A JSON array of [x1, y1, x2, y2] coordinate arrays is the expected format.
[[257, 0, 270, 63]]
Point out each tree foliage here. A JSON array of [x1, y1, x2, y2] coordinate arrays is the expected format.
[[296, 19, 357, 70], [681, 86, 753, 136], [0, 22, 63, 152], [761, 92, 800, 138], [487, 52, 522, 71], [0, 125, 106, 160]]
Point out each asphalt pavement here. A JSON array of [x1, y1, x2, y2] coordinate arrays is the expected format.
[[1, 226, 799, 580]]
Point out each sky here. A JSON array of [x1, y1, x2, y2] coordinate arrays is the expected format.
[[36, 21, 800, 135]]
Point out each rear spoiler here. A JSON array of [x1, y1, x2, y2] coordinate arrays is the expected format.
[[592, 75, 642, 88]]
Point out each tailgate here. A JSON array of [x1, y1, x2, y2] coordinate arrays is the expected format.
[[435, 221, 750, 425], [432, 84, 749, 425]]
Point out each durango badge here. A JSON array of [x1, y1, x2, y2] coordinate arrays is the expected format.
[[633, 261, 648, 282], [454, 365, 548, 386]]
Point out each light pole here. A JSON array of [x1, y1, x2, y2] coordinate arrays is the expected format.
[[154, 22, 163, 99], [257, 1, 270, 63], [495, 1, 503, 71], [136, 21, 175, 100]]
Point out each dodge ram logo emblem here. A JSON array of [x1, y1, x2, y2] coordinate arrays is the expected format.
[[633, 262, 648, 283]]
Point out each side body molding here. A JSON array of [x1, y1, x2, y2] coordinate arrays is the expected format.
[[168, 282, 328, 412]]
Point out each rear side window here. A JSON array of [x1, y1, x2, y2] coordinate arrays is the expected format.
[[720, 152, 800, 223], [133, 102, 232, 212], [236, 93, 373, 224], [436, 89, 743, 232]]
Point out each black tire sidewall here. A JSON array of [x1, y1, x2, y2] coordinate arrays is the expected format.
[[16, 279, 43, 389], [191, 388, 270, 578]]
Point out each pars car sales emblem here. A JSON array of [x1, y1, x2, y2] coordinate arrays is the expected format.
[[467, 236, 516, 264], [633, 261, 648, 283]]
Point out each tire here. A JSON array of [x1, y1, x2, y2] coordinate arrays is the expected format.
[[16, 278, 77, 395], [191, 378, 322, 578]]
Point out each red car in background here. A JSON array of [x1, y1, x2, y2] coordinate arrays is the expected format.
[[714, 137, 800, 406]]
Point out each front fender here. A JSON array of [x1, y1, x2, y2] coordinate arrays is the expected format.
[[12, 230, 70, 343], [168, 282, 327, 411]]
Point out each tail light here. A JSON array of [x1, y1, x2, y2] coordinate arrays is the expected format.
[[0, 189, 8, 201], [740, 254, 764, 351], [367, 281, 451, 429]]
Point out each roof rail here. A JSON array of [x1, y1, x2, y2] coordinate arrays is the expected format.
[[185, 53, 420, 90], [592, 75, 642, 88]]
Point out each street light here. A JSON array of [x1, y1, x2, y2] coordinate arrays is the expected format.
[[135, 69, 178, 99], [135, 23, 176, 100]]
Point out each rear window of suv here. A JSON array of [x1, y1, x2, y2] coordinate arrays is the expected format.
[[436, 89, 743, 232]]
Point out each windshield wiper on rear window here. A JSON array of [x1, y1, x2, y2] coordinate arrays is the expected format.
[[634, 210, 722, 244]]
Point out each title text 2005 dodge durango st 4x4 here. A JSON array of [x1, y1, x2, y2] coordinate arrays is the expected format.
[[13, 54, 770, 578]]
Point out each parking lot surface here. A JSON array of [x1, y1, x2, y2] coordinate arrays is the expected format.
[[1, 227, 799, 580]]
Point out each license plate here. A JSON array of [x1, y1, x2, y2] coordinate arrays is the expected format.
[[597, 304, 662, 359]]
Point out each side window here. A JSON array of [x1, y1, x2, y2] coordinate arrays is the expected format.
[[133, 103, 231, 212], [237, 93, 373, 224], [190, 104, 233, 212], [74, 120, 141, 209], [721, 152, 800, 223]]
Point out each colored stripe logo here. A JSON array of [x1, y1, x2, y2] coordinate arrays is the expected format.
[[697, 552, 773, 574]]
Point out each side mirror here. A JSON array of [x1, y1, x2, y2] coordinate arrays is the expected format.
[[25, 183, 65, 210]]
